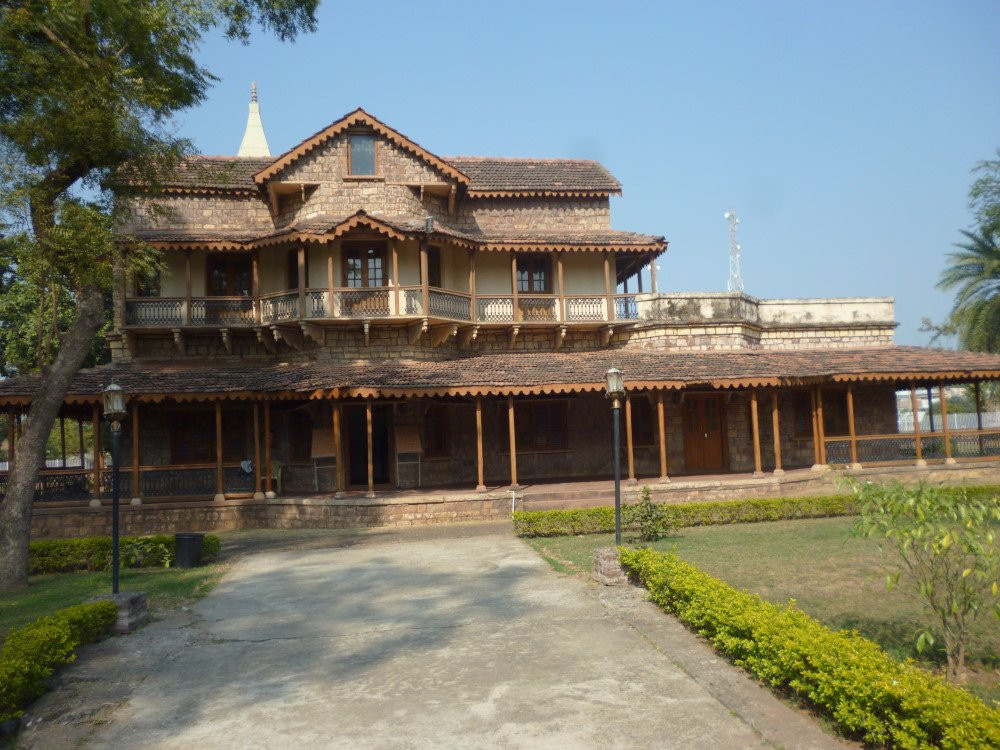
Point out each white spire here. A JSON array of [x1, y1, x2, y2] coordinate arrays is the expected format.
[[238, 82, 271, 157]]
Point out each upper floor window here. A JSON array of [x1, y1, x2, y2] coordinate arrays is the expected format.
[[286, 248, 308, 290], [516, 256, 552, 293], [427, 246, 441, 288], [207, 254, 251, 297], [349, 133, 376, 176], [343, 242, 386, 288]]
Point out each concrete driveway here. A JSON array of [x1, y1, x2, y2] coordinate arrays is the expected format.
[[18, 526, 846, 749]]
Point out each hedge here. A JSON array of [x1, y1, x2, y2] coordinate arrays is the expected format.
[[28, 534, 222, 575], [512, 484, 1000, 537], [0, 601, 118, 723], [619, 547, 1000, 749]]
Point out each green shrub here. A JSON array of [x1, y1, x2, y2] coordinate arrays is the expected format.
[[619, 547, 1000, 749], [0, 601, 118, 723], [622, 486, 671, 542], [28, 534, 222, 575]]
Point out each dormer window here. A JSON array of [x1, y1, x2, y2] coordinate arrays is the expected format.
[[349, 133, 376, 175]]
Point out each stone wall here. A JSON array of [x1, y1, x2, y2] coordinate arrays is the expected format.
[[121, 193, 272, 233]]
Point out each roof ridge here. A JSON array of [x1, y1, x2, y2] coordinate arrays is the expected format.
[[444, 156, 604, 165]]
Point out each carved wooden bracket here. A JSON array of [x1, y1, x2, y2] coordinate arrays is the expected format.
[[256, 327, 276, 354], [171, 328, 185, 355], [408, 318, 428, 345], [457, 325, 479, 350], [430, 324, 458, 347], [220, 328, 232, 354], [554, 325, 567, 350], [362, 320, 371, 346], [273, 325, 303, 350], [301, 322, 324, 345], [509, 325, 520, 349], [599, 325, 614, 347]]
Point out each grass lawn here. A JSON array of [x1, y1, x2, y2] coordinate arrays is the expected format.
[[0, 563, 227, 642], [524, 516, 1000, 705]]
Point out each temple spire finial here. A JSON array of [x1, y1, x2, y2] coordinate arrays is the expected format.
[[238, 81, 270, 157]]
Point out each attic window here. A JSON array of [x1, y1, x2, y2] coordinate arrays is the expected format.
[[349, 133, 376, 175]]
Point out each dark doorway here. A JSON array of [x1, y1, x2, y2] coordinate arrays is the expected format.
[[683, 394, 726, 472], [345, 404, 391, 487]]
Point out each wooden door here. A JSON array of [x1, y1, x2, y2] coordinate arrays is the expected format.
[[683, 394, 726, 471]]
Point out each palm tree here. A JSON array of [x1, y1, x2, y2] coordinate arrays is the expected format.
[[938, 225, 1000, 352]]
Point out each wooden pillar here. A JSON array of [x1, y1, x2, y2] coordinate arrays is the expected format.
[[264, 401, 274, 497], [184, 250, 193, 325], [926, 386, 935, 432], [507, 395, 518, 488], [475, 397, 486, 491], [366, 398, 375, 497], [8, 410, 14, 472], [604, 252, 613, 321], [252, 251, 261, 324], [252, 402, 263, 499], [59, 415, 67, 468], [910, 382, 925, 466], [391, 241, 400, 316], [624, 392, 636, 483], [328, 245, 336, 317], [469, 250, 478, 323], [816, 386, 827, 465], [656, 390, 669, 482], [649, 254, 658, 294], [771, 390, 784, 475], [846, 384, 860, 468], [750, 389, 763, 477], [76, 417, 84, 469], [131, 401, 141, 501], [214, 400, 224, 501], [90, 404, 101, 504], [332, 401, 345, 496], [297, 245, 307, 318], [510, 252, 520, 322], [939, 385, 955, 464], [420, 242, 430, 315], [556, 252, 566, 322], [809, 388, 821, 468], [975, 380, 984, 457]]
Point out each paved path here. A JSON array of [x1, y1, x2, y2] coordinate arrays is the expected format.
[[18, 527, 848, 749]]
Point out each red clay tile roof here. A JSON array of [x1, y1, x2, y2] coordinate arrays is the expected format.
[[2, 347, 999, 402], [443, 157, 621, 196], [119, 156, 273, 192]]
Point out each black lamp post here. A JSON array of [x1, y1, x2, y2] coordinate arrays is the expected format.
[[605, 367, 625, 545], [102, 383, 127, 594]]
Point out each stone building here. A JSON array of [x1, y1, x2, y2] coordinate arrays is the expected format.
[[4, 94, 1000, 533]]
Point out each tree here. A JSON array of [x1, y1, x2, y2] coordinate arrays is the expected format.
[[0, 0, 319, 591], [850, 480, 1000, 683], [937, 225, 1000, 352], [969, 148, 1000, 234]]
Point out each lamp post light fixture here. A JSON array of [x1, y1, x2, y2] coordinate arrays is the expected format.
[[102, 384, 128, 595], [605, 367, 625, 545]]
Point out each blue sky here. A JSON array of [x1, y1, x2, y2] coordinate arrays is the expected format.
[[179, 1, 1000, 345]]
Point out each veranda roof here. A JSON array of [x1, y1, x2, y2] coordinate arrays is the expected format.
[[2, 347, 1000, 405]]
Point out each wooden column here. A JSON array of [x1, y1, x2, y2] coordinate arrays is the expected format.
[[939, 385, 955, 464], [8, 410, 14, 472], [184, 250, 193, 325], [252, 402, 263, 499], [214, 400, 224, 501], [264, 401, 273, 497], [809, 388, 821, 468], [469, 250, 478, 323], [252, 251, 261, 324], [332, 401, 345, 496], [510, 252, 520, 322], [297, 245, 307, 318], [420, 242, 430, 315], [816, 386, 827, 465], [556, 252, 566, 322], [975, 380, 984, 457], [76, 417, 84, 469], [131, 401, 141, 501], [59, 415, 67, 468], [846, 384, 860, 468], [649, 254, 658, 294], [507, 395, 518, 488], [624, 392, 636, 483], [910, 382, 925, 465], [366, 398, 375, 497], [604, 251, 613, 321], [91, 404, 101, 504], [656, 390, 669, 482], [475, 397, 486, 491], [926, 386, 935, 432], [328, 246, 336, 317], [391, 241, 400, 316], [771, 390, 784, 475], [750, 389, 763, 476]]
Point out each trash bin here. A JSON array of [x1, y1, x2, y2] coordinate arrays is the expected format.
[[174, 532, 205, 568]]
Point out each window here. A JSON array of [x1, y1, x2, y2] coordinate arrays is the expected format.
[[822, 389, 850, 437], [343, 242, 386, 287], [516, 256, 552, 293], [286, 248, 308, 290], [423, 404, 450, 457], [427, 246, 442, 288], [628, 397, 656, 447], [500, 400, 568, 452], [792, 392, 812, 439], [206, 254, 252, 296], [349, 133, 376, 175]]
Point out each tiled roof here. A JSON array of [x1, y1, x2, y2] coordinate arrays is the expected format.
[[444, 157, 621, 195], [122, 156, 273, 192], [2, 347, 999, 401]]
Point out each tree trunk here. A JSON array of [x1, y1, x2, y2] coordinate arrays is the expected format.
[[0, 283, 106, 591]]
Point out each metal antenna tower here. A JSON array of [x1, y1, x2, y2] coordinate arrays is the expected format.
[[724, 209, 743, 292]]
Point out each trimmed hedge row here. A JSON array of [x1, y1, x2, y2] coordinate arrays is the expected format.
[[619, 547, 1000, 749], [512, 484, 1000, 537], [28, 534, 222, 575], [0, 601, 118, 723], [512, 494, 859, 537]]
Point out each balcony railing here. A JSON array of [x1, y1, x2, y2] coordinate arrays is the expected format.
[[565, 296, 607, 322], [824, 428, 1000, 466], [260, 291, 298, 324], [191, 297, 254, 326], [126, 298, 184, 326]]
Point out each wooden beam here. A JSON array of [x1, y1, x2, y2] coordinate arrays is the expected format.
[[131, 401, 141, 501], [649, 253, 657, 294], [510, 252, 521, 322], [604, 251, 613, 322], [297, 245, 307, 319], [469, 249, 478, 323], [76, 417, 84, 469], [264, 401, 273, 497], [910, 382, 925, 466], [90, 404, 100, 503], [507, 395, 518, 489], [253, 402, 263, 499], [366, 398, 375, 497], [214, 400, 224, 501], [810, 388, 821, 468], [59, 415, 66, 468], [816, 386, 827, 465], [656, 390, 669, 482], [771, 390, 784, 475], [625, 392, 636, 483], [556, 251, 566, 322], [332, 401, 345, 496], [392, 241, 400, 316], [975, 380, 984, 457], [939, 384, 955, 464], [420, 241, 430, 316], [327, 245, 336, 318], [184, 250, 193, 326], [750, 389, 763, 477], [846, 384, 860, 468], [252, 251, 261, 324], [475, 397, 486, 492]]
